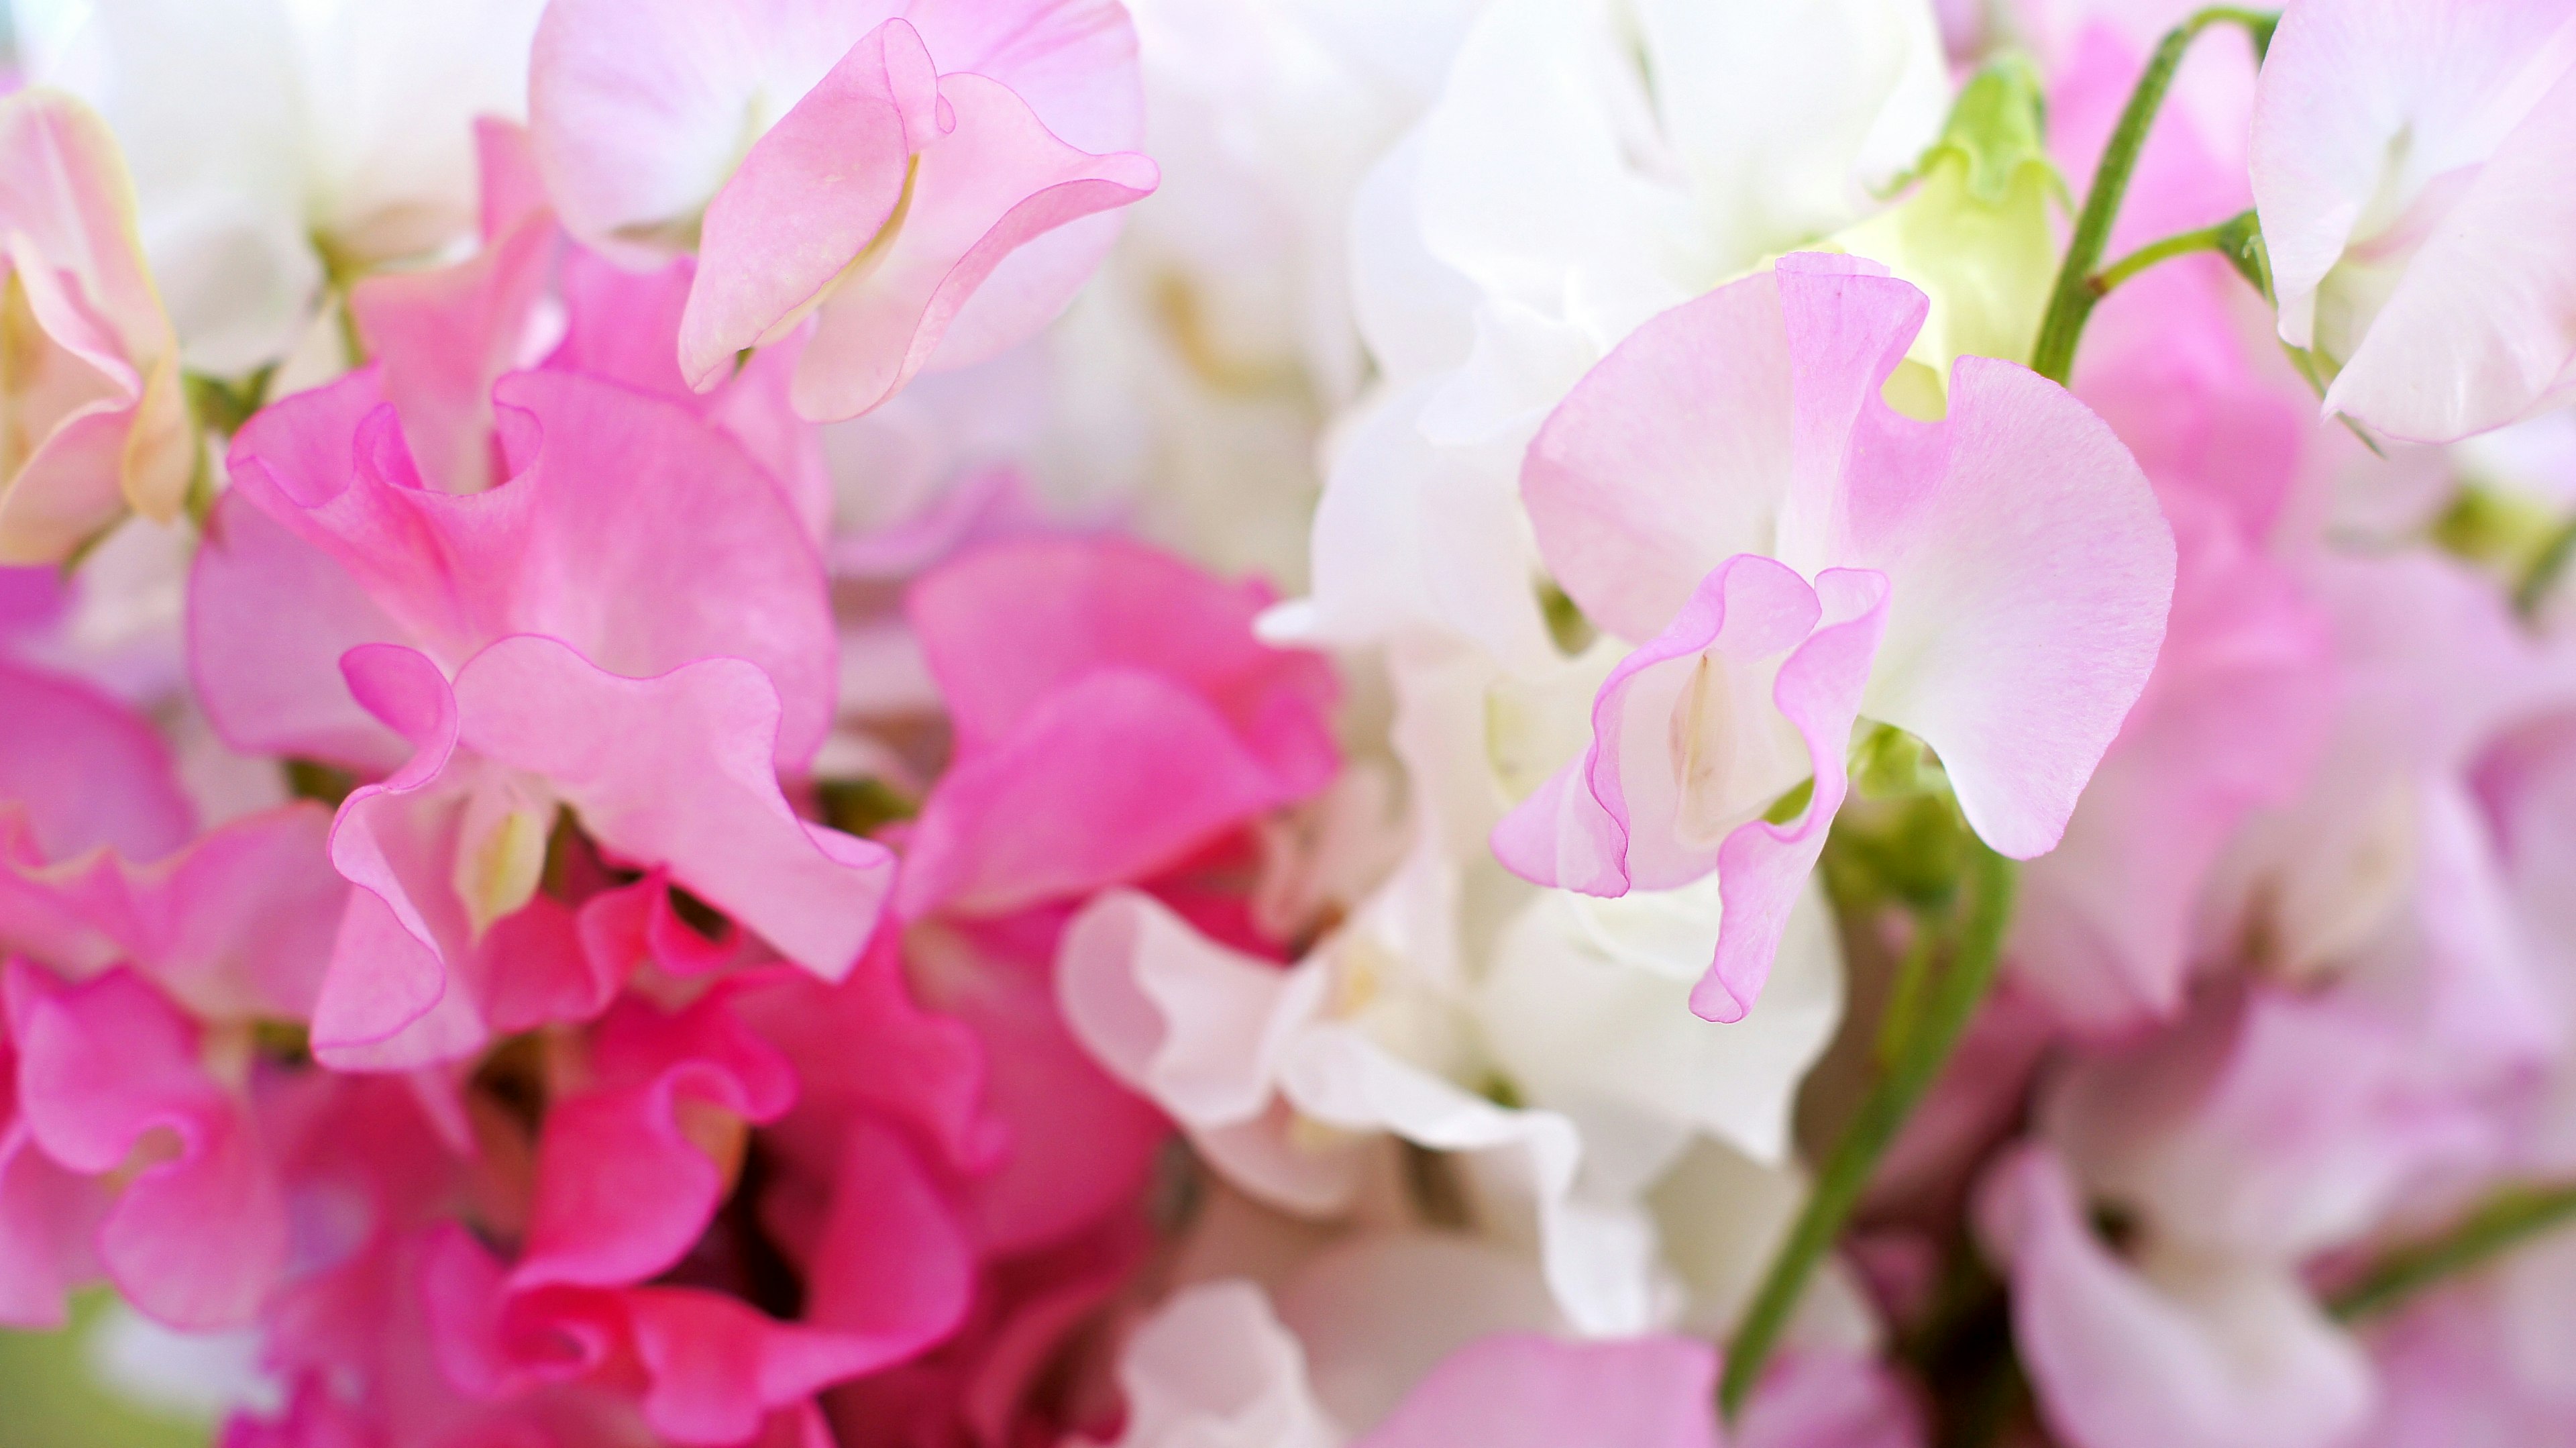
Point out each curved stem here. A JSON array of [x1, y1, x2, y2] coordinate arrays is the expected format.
[[1719, 841, 2018, 1420], [2332, 1182, 2576, 1322], [2091, 222, 2231, 295], [2028, 7, 2277, 382]]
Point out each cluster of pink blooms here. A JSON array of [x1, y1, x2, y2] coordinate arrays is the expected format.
[[3, 0, 2576, 1445]]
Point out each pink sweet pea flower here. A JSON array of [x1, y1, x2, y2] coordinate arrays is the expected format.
[[189, 357, 890, 1066], [0, 656, 345, 1027], [898, 534, 1340, 920], [2, 963, 286, 1332], [2011, 497, 2334, 1033], [353, 117, 835, 535], [309, 637, 894, 1070], [2251, 0, 2576, 443], [193, 366, 841, 772], [1493, 254, 2175, 1021], [0, 89, 192, 564], [529, 0, 1161, 421], [1351, 1333, 1719, 1448], [419, 1000, 977, 1445]]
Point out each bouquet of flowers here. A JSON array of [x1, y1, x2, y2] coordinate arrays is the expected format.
[[2, 1, 2573, 1445]]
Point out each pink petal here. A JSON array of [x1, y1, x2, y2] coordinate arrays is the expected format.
[[0, 1117, 105, 1328], [218, 368, 837, 766], [2012, 502, 2334, 1033], [909, 928, 1167, 1255], [0, 803, 346, 1024], [1350, 1333, 1719, 1448], [898, 670, 1299, 919], [907, 534, 1337, 784], [1703, 568, 1889, 1023], [1976, 1145, 2374, 1448], [676, 17, 943, 389], [314, 641, 890, 1062], [1733, 1349, 1925, 1448], [514, 989, 796, 1291], [0, 656, 195, 862], [548, 248, 834, 538], [474, 117, 552, 246], [734, 935, 1006, 1180], [1518, 257, 2172, 863], [1519, 269, 1799, 645], [347, 207, 557, 497], [190, 486, 415, 773], [1491, 552, 1825, 898], [447, 637, 892, 977], [779, 65, 1156, 420], [9, 964, 285, 1329], [798, 1119, 973, 1357], [1794, 340, 2171, 862], [529, 0, 895, 262], [2323, 64, 2576, 442], [1490, 559, 1888, 1023]]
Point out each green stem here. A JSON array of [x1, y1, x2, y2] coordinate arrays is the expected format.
[[2331, 1182, 2576, 1323], [2091, 221, 2231, 295], [1719, 841, 2019, 1420], [2028, 8, 2278, 382]]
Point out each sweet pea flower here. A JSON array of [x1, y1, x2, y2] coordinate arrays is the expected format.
[[1290, 0, 1950, 666], [897, 533, 1339, 921], [0, 89, 191, 565], [419, 984, 975, 1447], [528, 0, 1161, 421], [2251, 0, 2576, 443], [189, 362, 890, 1067], [1091, 1261, 1920, 1448], [1493, 254, 2174, 1021], [2332, 1232, 2576, 1447]]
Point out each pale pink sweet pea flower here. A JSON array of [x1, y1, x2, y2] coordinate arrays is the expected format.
[[2011, 495, 2334, 1034], [0, 89, 191, 564], [2251, 0, 2576, 443], [1493, 254, 2174, 1021], [1978, 1143, 2377, 1448], [2330, 1231, 2576, 1447], [529, 0, 1161, 422]]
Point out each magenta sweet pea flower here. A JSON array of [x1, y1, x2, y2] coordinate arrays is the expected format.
[[1493, 254, 2175, 1021], [529, 0, 1161, 421]]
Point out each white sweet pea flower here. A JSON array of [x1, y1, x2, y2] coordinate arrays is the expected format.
[[2251, 0, 2576, 443]]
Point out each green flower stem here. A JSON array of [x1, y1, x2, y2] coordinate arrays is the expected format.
[[1719, 840, 2019, 1421], [2088, 214, 2234, 297], [2330, 1182, 2576, 1323], [2029, 7, 2278, 382]]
